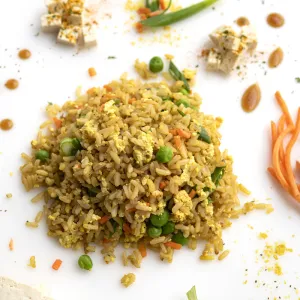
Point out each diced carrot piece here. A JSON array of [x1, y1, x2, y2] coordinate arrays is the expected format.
[[159, 181, 168, 190], [123, 223, 131, 235], [98, 103, 105, 112], [173, 136, 181, 149], [53, 117, 62, 128], [103, 85, 112, 92], [164, 242, 182, 250], [88, 67, 97, 77], [9, 238, 14, 251], [138, 243, 147, 258], [149, 10, 161, 17], [159, 0, 166, 10], [177, 128, 191, 139], [99, 215, 110, 225], [296, 161, 300, 171], [52, 259, 62, 270], [169, 129, 178, 136], [128, 98, 136, 104], [189, 189, 196, 199], [135, 22, 144, 33], [137, 7, 151, 15]]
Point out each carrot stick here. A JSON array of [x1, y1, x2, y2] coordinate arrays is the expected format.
[[173, 136, 181, 149], [53, 117, 62, 129], [164, 242, 182, 250], [277, 115, 286, 161], [284, 108, 300, 197], [123, 223, 131, 235], [177, 128, 191, 139], [272, 125, 293, 190], [159, 181, 168, 190], [189, 189, 196, 199], [159, 0, 166, 10], [275, 92, 295, 128], [52, 259, 62, 271], [138, 243, 147, 258], [99, 215, 110, 225]]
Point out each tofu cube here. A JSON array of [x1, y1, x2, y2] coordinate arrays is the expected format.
[[82, 24, 97, 47], [209, 26, 235, 47], [41, 13, 62, 33], [219, 34, 241, 52], [45, 0, 65, 13], [206, 49, 221, 71], [57, 25, 81, 46], [240, 26, 257, 53], [67, 14, 83, 25], [219, 51, 240, 74]]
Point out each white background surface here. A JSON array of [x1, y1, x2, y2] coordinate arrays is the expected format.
[[1, 0, 300, 299]]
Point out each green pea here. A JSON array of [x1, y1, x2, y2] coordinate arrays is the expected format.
[[35, 150, 50, 162], [149, 56, 164, 73], [172, 231, 188, 246], [147, 226, 162, 238], [176, 99, 190, 108], [78, 254, 93, 271], [150, 210, 169, 227], [156, 146, 173, 163], [162, 221, 175, 235]]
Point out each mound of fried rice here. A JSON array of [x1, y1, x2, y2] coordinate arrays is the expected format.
[[20, 74, 273, 265]]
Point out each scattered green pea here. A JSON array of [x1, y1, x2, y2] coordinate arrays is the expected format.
[[156, 146, 173, 163], [172, 231, 188, 246], [35, 150, 50, 162], [162, 221, 175, 235], [78, 254, 93, 271], [149, 56, 164, 73], [147, 226, 162, 238], [150, 210, 169, 227]]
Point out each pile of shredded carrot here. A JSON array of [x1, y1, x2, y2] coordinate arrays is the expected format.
[[268, 91, 300, 202]]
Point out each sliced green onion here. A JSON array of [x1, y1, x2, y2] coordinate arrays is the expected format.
[[146, 0, 159, 11], [169, 61, 190, 92], [198, 127, 211, 144], [141, 0, 218, 27], [176, 99, 190, 108], [180, 88, 189, 95], [211, 166, 225, 186], [178, 110, 186, 117], [60, 138, 81, 156], [187, 285, 198, 300]]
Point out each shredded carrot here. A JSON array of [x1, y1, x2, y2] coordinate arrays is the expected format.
[[123, 223, 131, 235], [137, 7, 151, 15], [268, 92, 300, 203], [126, 207, 136, 213], [159, 181, 168, 190], [99, 215, 110, 224], [275, 92, 295, 128], [189, 189, 196, 199], [159, 0, 166, 9], [9, 238, 14, 251], [52, 259, 62, 270], [177, 128, 191, 139], [53, 117, 62, 129], [169, 129, 178, 136], [135, 22, 144, 33], [284, 108, 300, 198], [138, 243, 147, 258], [164, 242, 182, 250], [272, 125, 293, 190], [173, 136, 181, 149], [103, 85, 112, 92]]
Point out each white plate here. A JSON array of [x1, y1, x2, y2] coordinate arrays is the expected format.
[[1, 0, 300, 299]]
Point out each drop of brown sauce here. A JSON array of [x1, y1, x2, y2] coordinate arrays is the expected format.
[[5, 79, 19, 90], [268, 48, 284, 68], [267, 13, 285, 28], [18, 49, 31, 60], [236, 17, 250, 27], [0, 119, 14, 131], [241, 84, 261, 113]]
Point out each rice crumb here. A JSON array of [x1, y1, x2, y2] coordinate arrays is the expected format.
[[121, 273, 136, 287], [259, 232, 268, 239], [6, 193, 12, 199]]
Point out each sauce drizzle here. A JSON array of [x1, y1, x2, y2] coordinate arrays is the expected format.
[[5, 79, 19, 90], [0, 119, 14, 131], [267, 13, 285, 28], [18, 49, 31, 60], [236, 17, 250, 27]]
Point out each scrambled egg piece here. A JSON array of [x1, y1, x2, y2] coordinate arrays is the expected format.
[[172, 190, 193, 222], [104, 100, 118, 115], [80, 119, 97, 138], [112, 133, 126, 152], [183, 69, 197, 81], [133, 131, 154, 165], [177, 157, 200, 186], [121, 273, 136, 288]]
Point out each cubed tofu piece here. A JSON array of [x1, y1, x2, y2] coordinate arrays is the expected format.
[[206, 49, 222, 71], [209, 26, 235, 47], [67, 14, 83, 25], [218, 34, 241, 52], [57, 25, 81, 46], [45, 0, 65, 13], [41, 13, 62, 33], [219, 51, 240, 74], [82, 24, 97, 47], [240, 26, 257, 53]]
